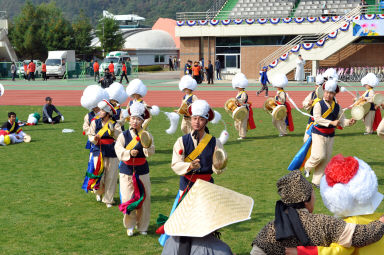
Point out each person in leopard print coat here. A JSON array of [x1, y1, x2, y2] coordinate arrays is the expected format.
[[250, 170, 384, 255]]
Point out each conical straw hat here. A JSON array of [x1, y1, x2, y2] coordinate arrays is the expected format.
[[164, 179, 254, 237]]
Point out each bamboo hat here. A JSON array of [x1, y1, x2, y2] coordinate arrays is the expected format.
[[164, 179, 254, 237]]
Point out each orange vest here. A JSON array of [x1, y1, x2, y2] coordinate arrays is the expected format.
[[108, 63, 114, 73], [122, 64, 126, 72], [28, 62, 36, 72], [93, 62, 99, 72], [42, 64, 46, 72]]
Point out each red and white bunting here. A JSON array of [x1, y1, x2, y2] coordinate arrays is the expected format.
[[302, 43, 314, 50], [221, 19, 231, 25], [176, 21, 185, 26], [307, 17, 317, 23], [280, 53, 289, 61], [270, 18, 280, 24], [291, 44, 301, 52], [269, 59, 279, 68]]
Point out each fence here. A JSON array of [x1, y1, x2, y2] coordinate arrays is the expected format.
[[0, 61, 138, 80]]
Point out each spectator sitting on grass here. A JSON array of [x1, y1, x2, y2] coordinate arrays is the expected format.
[[42, 97, 64, 124]]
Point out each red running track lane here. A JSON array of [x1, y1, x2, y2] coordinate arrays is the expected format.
[[0, 90, 376, 109]]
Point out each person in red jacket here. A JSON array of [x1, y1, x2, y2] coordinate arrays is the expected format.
[[120, 62, 129, 84], [108, 61, 115, 76], [28, 61, 36, 81], [42, 62, 47, 81], [23, 63, 28, 80], [93, 60, 100, 82]]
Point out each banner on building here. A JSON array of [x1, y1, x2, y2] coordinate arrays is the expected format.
[[353, 20, 384, 36]]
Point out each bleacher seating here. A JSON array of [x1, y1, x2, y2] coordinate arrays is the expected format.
[[229, 0, 295, 19], [295, 0, 361, 17], [226, 0, 361, 19]]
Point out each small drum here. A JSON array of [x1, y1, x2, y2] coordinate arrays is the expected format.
[[140, 131, 152, 148], [23, 134, 31, 143], [351, 98, 371, 120], [224, 98, 248, 121], [373, 93, 384, 106], [213, 148, 227, 170], [315, 86, 324, 99], [177, 101, 189, 116], [263, 98, 287, 120]]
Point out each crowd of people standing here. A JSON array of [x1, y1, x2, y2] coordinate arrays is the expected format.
[[183, 58, 221, 85]]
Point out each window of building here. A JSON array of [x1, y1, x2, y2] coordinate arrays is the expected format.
[[241, 35, 296, 46], [154, 55, 165, 63]]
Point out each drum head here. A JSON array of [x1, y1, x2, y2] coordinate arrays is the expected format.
[[213, 149, 227, 170], [316, 86, 324, 99], [233, 106, 248, 121], [373, 94, 384, 106], [351, 105, 365, 120], [263, 98, 275, 112], [23, 134, 31, 143], [272, 105, 287, 120], [140, 131, 152, 148], [224, 98, 237, 113]]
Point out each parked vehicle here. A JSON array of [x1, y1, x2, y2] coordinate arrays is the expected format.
[[46, 50, 76, 78], [17, 60, 42, 77], [99, 51, 130, 76]]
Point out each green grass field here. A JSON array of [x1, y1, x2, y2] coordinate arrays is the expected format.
[[1, 105, 384, 255]]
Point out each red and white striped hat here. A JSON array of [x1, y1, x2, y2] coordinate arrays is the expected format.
[[97, 99, 116, 115]]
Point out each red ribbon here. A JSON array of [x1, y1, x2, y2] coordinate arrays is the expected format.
[[373, 108, 382, 131], [248, 103, 256, 129]]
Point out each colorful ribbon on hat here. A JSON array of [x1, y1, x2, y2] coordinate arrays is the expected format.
[[247, 102, 256, 130]]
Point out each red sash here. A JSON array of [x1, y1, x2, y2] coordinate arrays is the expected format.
[[123, 158, 147, 166], [314, 126, 335, 134], [98, 138, 114, 145], [184, 174, 212, 183]]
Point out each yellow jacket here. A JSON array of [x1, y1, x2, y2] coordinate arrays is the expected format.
[[317, 213, 384, 255]]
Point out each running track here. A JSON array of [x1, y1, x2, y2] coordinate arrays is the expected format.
[[0, 90, 374, 109]]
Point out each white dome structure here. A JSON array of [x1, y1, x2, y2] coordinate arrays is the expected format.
[[124, 30, 176, 50]]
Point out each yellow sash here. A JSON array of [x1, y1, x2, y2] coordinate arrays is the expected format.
[[307, 100, 336, 130], [183, 94, 193, 104], [96, 119, 114, 138], [9, 122, 15, 133], [125, 130, 143, 150], [322, 100, 336, 119], [184, 134, 213, 162]]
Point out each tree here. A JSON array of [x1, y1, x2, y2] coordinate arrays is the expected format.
[[9, 1, 46, 59], [95, 17, 124, 56], [37, 2, 75, 51], [72, 9, 93, 58], [9, 1, 75, 60]]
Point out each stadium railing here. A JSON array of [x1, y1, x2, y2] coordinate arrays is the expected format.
[[319, 66, 384, 82], [257, 5, 375, 70], [176, 3, 383, 21]]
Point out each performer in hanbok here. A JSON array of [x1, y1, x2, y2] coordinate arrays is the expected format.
[[288, 80, 355, 185], [232, 73, 256, 140], [176, 75, 198, 134], [271, 73, 294, 136], [302, 74, 325, 142], [1, 112, 29, 144], [359, 73, 382, 135], [86, 100, 122, 207], [286, 154, 384, 255], [295, 55, 305, 83], [115, 102, 155, 236], [250, 170, 384, 255], [157, 99, 228, 246]]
